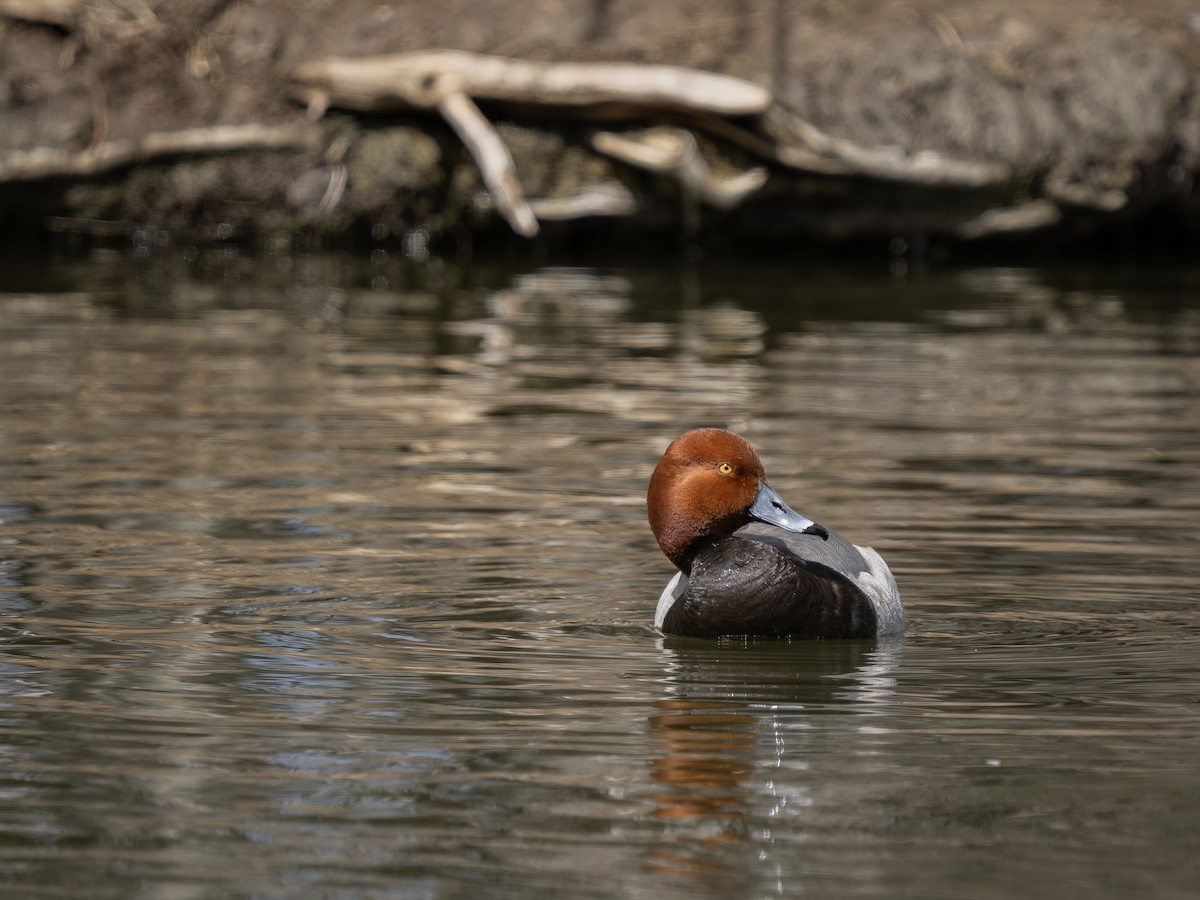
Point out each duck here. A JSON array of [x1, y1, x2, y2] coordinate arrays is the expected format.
[[647, 428, 903, 639]]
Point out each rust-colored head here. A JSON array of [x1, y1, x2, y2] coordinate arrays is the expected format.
[[647, 428, 827, 571], [646, 429, 764, 569]]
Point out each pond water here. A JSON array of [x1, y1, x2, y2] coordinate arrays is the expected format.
[[0, 250, 1197, 899]]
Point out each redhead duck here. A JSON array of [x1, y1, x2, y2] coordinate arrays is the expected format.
[[647, 428, 903, 639]]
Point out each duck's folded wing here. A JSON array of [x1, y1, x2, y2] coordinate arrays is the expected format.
[[661, 536, 880, 639], [737, 522, 904, 634], [735, 523, 875, 577]]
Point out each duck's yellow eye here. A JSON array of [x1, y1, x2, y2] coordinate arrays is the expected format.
[[718, 462, 734, 475]]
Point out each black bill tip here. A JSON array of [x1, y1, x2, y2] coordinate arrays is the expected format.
[[804, 522, 830, 541]]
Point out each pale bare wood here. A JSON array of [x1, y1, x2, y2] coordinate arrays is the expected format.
[[476, 183, 638, 221], [0, 0, 81, 29], [955, 200, 1061, 239], [766, 200, 1061, 240], [289, 49, 1020, 236], [591, 128, 767, 211], [0, 124, 315, 182], [289, 51, 775, 236], [0, 0, 159, 36], [761, 107, 1008, 188], [527, 184, 637, 220], [290, 50, 772, 117], [292, 50, 1008, 191], [438, 90, 539, 237]]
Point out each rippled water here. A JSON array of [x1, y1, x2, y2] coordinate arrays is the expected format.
[[1, 254, 1197, 898]]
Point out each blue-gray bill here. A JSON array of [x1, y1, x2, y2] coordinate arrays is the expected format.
[[747, 482, 829, 540]]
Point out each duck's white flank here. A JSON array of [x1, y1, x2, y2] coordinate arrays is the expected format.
[[654, 571, 687, 630], [853, 544, 905, 635]]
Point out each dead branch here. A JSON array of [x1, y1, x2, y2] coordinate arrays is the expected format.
[[527, 184, 638, 220], [438, 91, 539, 237], [290, 51, 775, 236], [761, 107, 1009, 188], [770, 199, 1060, 240], [0, 124, 316, 183], [0, 0, 80, 29], [592, 128, 767, 211], [0, 0, 160, 39], [290, 50, 772, 117], [955, 200, 1061, 238], [288, 49, 1015, 236], [476, 183, 638, 221]]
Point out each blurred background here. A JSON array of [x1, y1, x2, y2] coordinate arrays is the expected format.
[[1, 3, 1199, 898]]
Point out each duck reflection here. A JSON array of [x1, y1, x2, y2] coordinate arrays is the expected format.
[[644, 636, 903, 888]]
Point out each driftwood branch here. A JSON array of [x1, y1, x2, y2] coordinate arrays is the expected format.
[[290, 50, 1016, 237], [476, 183, 638, 222], [592, 127, 767, 211], [760, 107, 1008, 188], [290, 51, 777, 236], [0, 0, 159, 38], [954, 200, 1061, 238], [527, 184, 637, 220], [290, 50, 772, 117], [438, 91, 539, 237], [0, 0, 80, 29], [0, 124, 315, 183], [772, 199, 1061, 241]]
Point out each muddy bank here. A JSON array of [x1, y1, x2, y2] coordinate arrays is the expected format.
[[1, 0, 1197, 256]]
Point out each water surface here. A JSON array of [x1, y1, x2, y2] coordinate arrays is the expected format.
[[1, 255, 1198, 898]]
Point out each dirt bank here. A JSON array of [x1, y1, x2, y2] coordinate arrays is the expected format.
[[1, 0, 1197, 255]]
